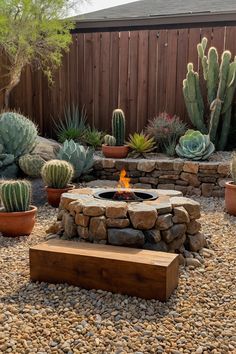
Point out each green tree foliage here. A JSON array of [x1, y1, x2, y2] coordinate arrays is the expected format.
[[0, 0, 76, 107]]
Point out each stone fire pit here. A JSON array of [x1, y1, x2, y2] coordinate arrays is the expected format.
[[56, 188, 206, 257]]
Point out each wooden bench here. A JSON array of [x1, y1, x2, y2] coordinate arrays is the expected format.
[[29, 240, 179, 301]]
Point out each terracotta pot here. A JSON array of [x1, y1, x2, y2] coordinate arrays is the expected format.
[[225, 181, 236, 216], [102, 145, 129, 158], [0, 206, 37, 237], [46, 184, 74, 208]]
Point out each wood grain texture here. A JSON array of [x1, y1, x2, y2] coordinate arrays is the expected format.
[[30, 240, 179, 301], [1, 27, 235, 136]]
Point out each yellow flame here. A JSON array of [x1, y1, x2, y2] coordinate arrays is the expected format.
[[117, 169, 130, 189]]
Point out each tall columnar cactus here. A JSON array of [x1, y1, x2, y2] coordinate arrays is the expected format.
[[230, 154, 236, 184], [19, 154, 45, 178], [0, 180, 31, 212], [183, 37, 236, 150], [41, 160, 74, 189], [112, 109, 126, 146], [0, 112, 38, 158]]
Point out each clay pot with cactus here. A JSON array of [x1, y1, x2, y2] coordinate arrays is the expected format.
[[225, 154, 236, 216], [41, 160, 74, 207], [102, 109, 129, 158], [0, 180, 37, 237]]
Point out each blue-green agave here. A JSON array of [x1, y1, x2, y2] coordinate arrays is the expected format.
[[57, 140, 94, 179], [175, 130, 215, 160]]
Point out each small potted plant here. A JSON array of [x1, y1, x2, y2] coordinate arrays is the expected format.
[[225, 154, 236, 216], [41, 160, 74, 208], [0, 180, 37, 237], [102, 109, 129, 158]]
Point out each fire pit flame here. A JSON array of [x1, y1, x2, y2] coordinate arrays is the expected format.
[[113, 169, 139, 201]]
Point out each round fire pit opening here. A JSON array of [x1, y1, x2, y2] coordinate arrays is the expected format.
[[93, 189, 158, 202]]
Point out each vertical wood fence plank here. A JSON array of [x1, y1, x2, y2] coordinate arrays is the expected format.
[[109, 31, 120, 129], [156, 30, 168, 114], [118, 31, 129, 130], [147, 30, 158, 121], [99, 32, 111, 131], [136, 31, 149, 131], [165, 29, 178, 115], [93, 33, 101, 128], [128, 30, 139, 133], [84, 33, 94, 126]]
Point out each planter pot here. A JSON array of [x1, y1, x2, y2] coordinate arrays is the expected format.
[[102, 145, 129, 159], [0, 206, 37, 237], [46, 184, 75, 208], [225, 181, 236, 216]]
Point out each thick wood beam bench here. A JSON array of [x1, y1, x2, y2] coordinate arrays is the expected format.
[[29, 240, 179, 301]]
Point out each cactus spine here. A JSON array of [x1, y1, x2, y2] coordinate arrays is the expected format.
[[0, 180, 31, 212], [183, 37, 236, 150], [112, 109, 126, 146], [19, 154, 45, 178], [104, 134, 116, 146], [41, 160, 74, 189], [0, 112, 38, 158]]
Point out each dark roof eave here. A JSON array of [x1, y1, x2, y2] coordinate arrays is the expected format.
[[73, 11, 236, 32]]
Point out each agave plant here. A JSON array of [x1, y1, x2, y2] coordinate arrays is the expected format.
[[175, 130, 215, 160], [127, 132, 155, 157], [57, 140, 94, 179], [83, 126, 104, 149], [53, 105, 87, 143]]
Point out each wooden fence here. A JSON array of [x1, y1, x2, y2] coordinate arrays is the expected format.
[[2, 26, 236, 136]]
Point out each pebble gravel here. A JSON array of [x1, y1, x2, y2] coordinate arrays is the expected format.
[[0, 198, 235, 354]]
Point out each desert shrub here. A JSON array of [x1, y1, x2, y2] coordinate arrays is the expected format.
[[146, 112, 187, 156]]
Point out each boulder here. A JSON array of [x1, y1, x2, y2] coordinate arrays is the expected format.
[[156, 214, 173, 230], [33, 136, 61, 161], [162, 224, 187, 243], [89, 216, 107, 241], [128, 204, 157, 230], [108, 228, 145, 247], [143, 241, 168, 252], [144, 229, 161, 243], [187, 233, 207, 252], [173, 206, 190, 224]]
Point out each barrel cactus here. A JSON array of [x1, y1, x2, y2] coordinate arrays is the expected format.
[[104, 134, 116, 146], [41, 160, 74, 189], [0, 180, 31, 212], [57, 140, 94, 179], [112, 109, 126, 146], [176, 130, 215, 160], [183, 37, 236, 150], [0, 112, 38, 158], [19, 154, 45, 178]]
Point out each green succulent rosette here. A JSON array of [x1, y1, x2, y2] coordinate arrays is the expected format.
[[176, 129, 215, 160]]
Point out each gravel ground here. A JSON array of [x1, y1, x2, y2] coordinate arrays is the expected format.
[[0, 198, 236, 354]]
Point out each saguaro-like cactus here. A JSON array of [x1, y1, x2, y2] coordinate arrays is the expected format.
[[112, 109, 126, 146], [0, 180, 31, 212], [183, 37, 236, 150]]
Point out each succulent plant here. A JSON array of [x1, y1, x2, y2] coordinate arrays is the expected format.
[[83, 127, 104, 148], [127, 132, 155, 157], [57, 140, 94, 179], [230, 154, 236, 184], [53, 104, 87, 143], [183, 37, 236, 150], [112, 109, 126, 146], [0, 112, 38, 158], [175, 130, 215, 161], [41, 160, 74, 189], [0, 180, 31, 212], [104, 134, 116, 146], [19, 154, 45, 178]]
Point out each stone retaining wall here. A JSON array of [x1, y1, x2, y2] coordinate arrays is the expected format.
[[55, 188, 206, 260], [91, 157, 230, 197]]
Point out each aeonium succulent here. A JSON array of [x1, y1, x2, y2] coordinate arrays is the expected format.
[[175, 130, 215, 160]]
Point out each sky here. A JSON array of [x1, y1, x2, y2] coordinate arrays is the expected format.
[[78, 0, 138, 14]]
